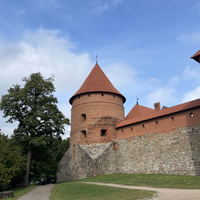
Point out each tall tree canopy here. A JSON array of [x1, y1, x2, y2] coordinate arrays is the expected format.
[[0, 73, 70, 186], [0, 130, 25, 191]]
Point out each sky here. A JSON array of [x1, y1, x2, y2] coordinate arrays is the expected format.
[[0, 0, 200, 138]]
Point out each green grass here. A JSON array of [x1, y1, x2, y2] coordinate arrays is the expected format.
[[50, 181, 155, 200], [79, 173, 200, 189], [7, 185, 36, 200]]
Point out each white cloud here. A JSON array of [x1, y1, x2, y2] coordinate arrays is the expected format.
[[105, 63, 137, 88], [183, 65, 200, 81], [0, 28, 93, 136], [177, 31, 200, 43], [15, 9, 25, 18], [0, 27, 137, 137], [91, 1, 109, 14], [182, 86, 200, 103], [0, 28, 93, 96], [146, 76, 180, 107], [58, 103, 71, 138], [112, 0, 123, 8], [91, 0, 122, 14]]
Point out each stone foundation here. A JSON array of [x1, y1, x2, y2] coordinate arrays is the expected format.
[[57, 124, 200, 182]]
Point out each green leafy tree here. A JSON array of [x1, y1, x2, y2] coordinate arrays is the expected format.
[[0, 130, 26, 191], [57, 137, 70, 161], [0, 73, 70, 186], [30, 137, 70, 183]]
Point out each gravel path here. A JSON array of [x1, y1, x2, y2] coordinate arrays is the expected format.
[[17, 184, 55, 200], [81, 182, 200, 200]]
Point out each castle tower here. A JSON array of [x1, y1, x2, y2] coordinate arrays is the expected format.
[[69, 64, 126, 146]]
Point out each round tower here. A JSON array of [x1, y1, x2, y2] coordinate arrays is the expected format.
[[69, 64, 126, 146]]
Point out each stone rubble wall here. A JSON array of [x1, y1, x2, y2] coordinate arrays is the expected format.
[[57, 124, 200, 182]]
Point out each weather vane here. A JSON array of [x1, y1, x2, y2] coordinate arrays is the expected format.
[[136, 97, 139, 105], [96, 54, 98, 64]]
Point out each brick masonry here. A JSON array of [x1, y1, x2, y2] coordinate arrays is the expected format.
[[70, 92, 125, 146], [57, 124, 200, 182]]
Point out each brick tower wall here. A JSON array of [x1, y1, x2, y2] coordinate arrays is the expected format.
[[70, 92, 125, 146]]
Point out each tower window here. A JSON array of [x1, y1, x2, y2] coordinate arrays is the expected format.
[[156, 121, 158, 124], [171, 117, 174, 121], [81, 114, 86, 122], [142, 124, 145, 128], [81, 130, 86, 138], [101, 93, 104, 96], [190, 113, 194, 117], [131, 127, 133, 130], [113, 95, 115, 98], [101, 129, 106, 137], [88, 94, 90, 97]]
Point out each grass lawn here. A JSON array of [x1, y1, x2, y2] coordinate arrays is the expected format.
[[7, 185, 36, 200], [51, 173, 200, 200], [80, 173, 200, 189], [50, 181, 155, 200]]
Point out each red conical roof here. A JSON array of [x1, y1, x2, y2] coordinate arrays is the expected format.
[[69, 64, 126, 104], [125, 104, 154, 120], [191, 50, 200, 63]]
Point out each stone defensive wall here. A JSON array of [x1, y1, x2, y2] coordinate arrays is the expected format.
[[57, 124, 200, 182]]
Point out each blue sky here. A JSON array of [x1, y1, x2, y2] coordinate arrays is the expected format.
[[0, 0, 200, 138]]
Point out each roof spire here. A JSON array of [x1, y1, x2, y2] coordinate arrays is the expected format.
[[96, 54, 98, 64], [136, 96, 139, 105]]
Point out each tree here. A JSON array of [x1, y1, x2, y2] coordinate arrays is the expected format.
[[0, 130, 25, 191], [30, 136, 70, 183], [0, 73, 70, 186]]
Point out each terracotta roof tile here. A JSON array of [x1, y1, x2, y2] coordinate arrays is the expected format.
[[69, 64, 126, 104], [116, 98, 200, 128], [191, 50, 200, 63], [125, 104, 154, 120]]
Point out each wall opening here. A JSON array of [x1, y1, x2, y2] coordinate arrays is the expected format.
[[101, 129, 106, 137], [171, 117, 174, 121], [101, 93, 104, 96], [190, 113, 194, 117], [142, 124, 145, 128], [81, 114, 86, 122], [112, 142, 118, 150], [88, 94, 90, 97], [81, 130, 87, 138], [73, 145, 75, 158]]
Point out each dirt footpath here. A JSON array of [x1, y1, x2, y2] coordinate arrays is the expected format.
[[17, 184, 54, 200], [82, 182, 200, 200]]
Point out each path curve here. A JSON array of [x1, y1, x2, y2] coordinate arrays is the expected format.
[[18, 184, 55, 200], [81, 182, 200, 200]]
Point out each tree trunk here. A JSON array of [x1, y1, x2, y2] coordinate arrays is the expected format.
[[23, 148, 32, 186]]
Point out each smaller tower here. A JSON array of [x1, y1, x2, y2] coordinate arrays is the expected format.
[[69, 63, 126, 146]]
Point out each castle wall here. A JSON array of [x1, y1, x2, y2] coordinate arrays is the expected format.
[[116, 107, 200, 139], [57, 124, 200, 182], [70, 93, 125, 146]]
